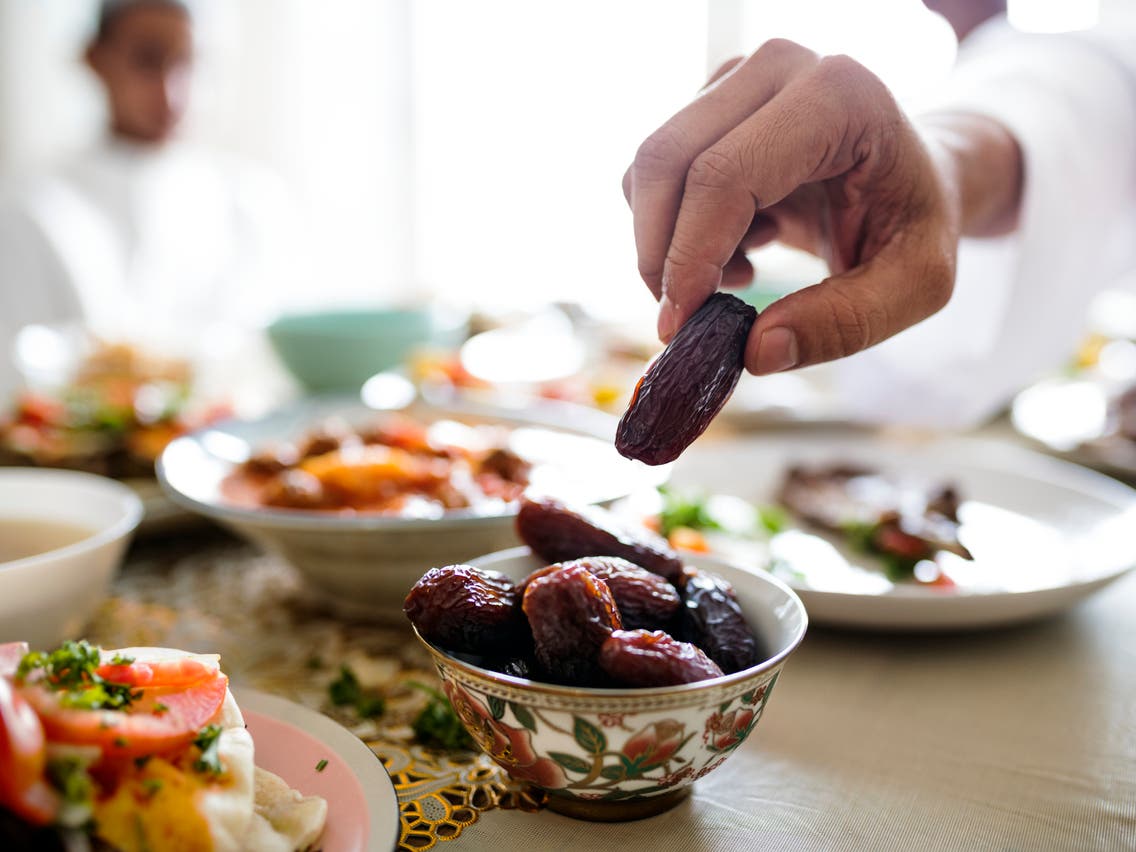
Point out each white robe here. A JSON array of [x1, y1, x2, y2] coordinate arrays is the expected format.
[[0, 139, 298, 400], [832, 13, 1136, 428]]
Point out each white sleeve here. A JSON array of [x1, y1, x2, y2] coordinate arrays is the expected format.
[[832, 19, 1136, 429]]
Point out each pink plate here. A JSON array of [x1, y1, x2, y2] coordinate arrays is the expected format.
[[237, 688, 401, 852]]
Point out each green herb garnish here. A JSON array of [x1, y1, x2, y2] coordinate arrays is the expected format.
[[46, 756, 95, 810], [407, 682, 473, 751], [141, 778, 164, 797], [656, 486, 722, 537], [153, 703, 169, 715], [17, 640, 139, 711], [839, 520, 880, 554], [192, 725, 225, 776], [328, 665, 385, 719], [108, 653, 136, 666], [756, 504, 789, 534], [315, 759, 328, 772]]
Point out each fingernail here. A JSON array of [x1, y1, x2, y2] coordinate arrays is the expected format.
[[658, 296, 678, 342], [754, 327, 799, 374]]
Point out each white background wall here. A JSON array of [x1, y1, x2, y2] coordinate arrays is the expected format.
[[0, 0, 1103, 315]]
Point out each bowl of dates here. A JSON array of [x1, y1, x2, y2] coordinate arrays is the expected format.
[[404, 544, 807, 821]]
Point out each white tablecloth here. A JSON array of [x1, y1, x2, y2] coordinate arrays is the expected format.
[[474, 572, 1136, 851]]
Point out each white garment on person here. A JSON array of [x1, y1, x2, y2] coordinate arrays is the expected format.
[[833, 13, 1136, 429], [0, 138, 300, 400]]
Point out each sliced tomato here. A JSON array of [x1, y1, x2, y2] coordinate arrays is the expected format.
[[0, 678, 57, 825], [14, 394, 65, 428], [0, 642, 29, 679], [21, 673, 228, 759], [95, 656, 218, 689]]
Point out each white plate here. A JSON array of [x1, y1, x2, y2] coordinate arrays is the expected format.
[[1011, 377, 1136, 477], [235, 688, 400, 852], [666, 432, 1136, 631]]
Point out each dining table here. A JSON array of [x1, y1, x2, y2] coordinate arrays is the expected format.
[[88, 424, 1136, 852]]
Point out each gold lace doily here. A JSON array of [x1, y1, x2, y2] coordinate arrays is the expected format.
[[87, 535, 546, 850]]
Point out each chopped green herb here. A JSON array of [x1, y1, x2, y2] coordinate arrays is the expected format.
[[328, 665, 385, 719], [837, 521, 920, 580], [108, 653, 136, 666], [113, 736, 129, 749], [328, 665, 360, 706], [140, 778, 163, 797], [134, 756, 152, 769], [756, 504, 789, 534], [315, 759, 328, 773], [152, 703, 169, 716], [407, 682, 473, 751], [17, 640, 139, 711], [192, 725, 225, 776], [46, 756, 94, 810], [656, 486, 722, 537], [840, 520, 880, 554]]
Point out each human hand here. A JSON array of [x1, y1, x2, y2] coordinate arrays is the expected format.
[[623, 40, 965, 374]]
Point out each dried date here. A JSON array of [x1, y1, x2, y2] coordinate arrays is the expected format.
[[523, 563, 622, 686], [599, 629, 724, 687], [404, 565, 526, 655], [616, 292, 756, 465], [516, 497, 684, 583], [680, 570, 761, 674], [521, 557, 680, 632]]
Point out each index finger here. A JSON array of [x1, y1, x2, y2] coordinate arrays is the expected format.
[[658, 56, 895, 336], [626, 39, 818, 301]]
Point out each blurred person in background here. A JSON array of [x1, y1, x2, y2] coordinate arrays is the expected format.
[[0, 0, 298, 400], [625, 0, 1136, 428]]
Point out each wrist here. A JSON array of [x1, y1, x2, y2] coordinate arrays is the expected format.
[[918, 112, 1024, 238]]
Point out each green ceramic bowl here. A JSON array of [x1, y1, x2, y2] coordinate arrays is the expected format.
[[267, 307, 467, 392]]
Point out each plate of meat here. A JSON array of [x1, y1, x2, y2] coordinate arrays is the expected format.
[[622, 431, 1136, 630]]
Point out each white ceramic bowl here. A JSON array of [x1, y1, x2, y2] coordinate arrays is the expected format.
[[0, 468, 143, 649], [157, 397, 665, 619], [413, 548, 807, 821]]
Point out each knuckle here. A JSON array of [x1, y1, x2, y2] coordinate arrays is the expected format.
[[752, 37, 814, 66], [634, 126, 692, 180], [686, 146, 742, 193], [825, 286, 883, 358], [815, 53, 865, 83], [663, 239, 703, 270], [813, 54, 890, 106]]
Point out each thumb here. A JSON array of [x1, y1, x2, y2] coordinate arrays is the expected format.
[[744, 236, 955, 374]]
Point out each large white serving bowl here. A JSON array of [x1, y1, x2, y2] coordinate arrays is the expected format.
[[157, 397, 666, 619], [412, 548, 807, 821], [0, 468, 143, 649]]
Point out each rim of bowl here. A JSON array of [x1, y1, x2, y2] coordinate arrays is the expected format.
[[267, 307, 468, 337], [0, 468, 145, 572], [411, 553, 809, 699]]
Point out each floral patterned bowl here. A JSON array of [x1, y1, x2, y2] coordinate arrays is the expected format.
[[412, 547, 808, 821]]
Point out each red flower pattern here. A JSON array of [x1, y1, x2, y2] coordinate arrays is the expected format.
[[622, 720, 685, 771], [702, 707, 756, 751], [443, 681, 568, 789]]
